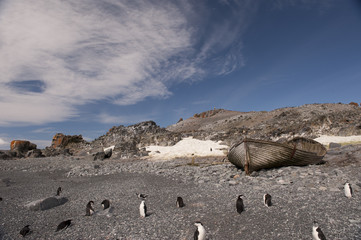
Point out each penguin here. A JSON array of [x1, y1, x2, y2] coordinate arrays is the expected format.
[[344, 182, 353, 198], [56, 219, 72, 232], [194, 221, 206, 240], [136, 193, 148, 199], [20, 225, 31, 237], [263, 193, 272, 207], [85, 201, 95, 216], [139, 200, 147, 218], [176, 197, 185, 208], [236, 195, 244, 214], [101, 199, 110, 210], [0, 197, 2, 201], [56, 187, 62, 196], [312, 221, 326, 240]]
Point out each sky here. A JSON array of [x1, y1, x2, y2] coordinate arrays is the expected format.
[[0, 0, 360, 149]]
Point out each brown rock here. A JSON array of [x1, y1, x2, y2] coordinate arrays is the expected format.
[[10, 140, 37, 153], [51, 133, 85, 149]]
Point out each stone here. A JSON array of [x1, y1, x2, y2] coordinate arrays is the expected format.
[[329, 142, 341, 149], [228, 180, 237, 185], [25, 197, 68, 211], [0, 150, 13, 160]]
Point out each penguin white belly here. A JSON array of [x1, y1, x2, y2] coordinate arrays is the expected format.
[[197, 226, 206, 240], [312, 228, 319, 240], [344, 185, 352, 198], [139, 201, 146, 217]]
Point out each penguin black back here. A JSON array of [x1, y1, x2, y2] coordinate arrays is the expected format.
[[136, 193, 148, 199], [56, 219, 72, 232], [313, 221, 326, 240], [56, 187, 62, 196], [176, 197, 185, 208], [101, 199, 110, 210], [20, 225, 31, 237], [86, 201, 94, 216], [236, 195, 244, 214]]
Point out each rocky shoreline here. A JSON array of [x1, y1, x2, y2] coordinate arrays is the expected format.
[[1, 144, 360, 239]]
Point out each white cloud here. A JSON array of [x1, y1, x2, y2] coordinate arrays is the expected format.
[[0, 0, 252, 126], [0, 138, 7, 146]]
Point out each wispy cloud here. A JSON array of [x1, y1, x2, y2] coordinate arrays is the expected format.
[[31, 127, 56, 134], [0, 0, 254, 126], [97, 113, 152, 125]]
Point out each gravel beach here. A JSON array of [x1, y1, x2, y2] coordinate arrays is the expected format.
[[1, 145, 361, 240]]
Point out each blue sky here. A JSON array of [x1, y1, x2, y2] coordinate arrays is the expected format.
[[0, 0, 360, 149]]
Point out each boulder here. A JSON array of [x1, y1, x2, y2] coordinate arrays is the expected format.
[[25, 197, 68, 211], [26, 149, 45, 158], [10, 140, 37, 154], [93, 152, 106, 161]]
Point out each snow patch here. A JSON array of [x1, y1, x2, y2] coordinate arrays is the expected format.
[[145, 137, 228, 160], [314, 135, 361, 145]]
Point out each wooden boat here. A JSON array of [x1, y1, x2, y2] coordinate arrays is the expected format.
[[227, 137, 327, 174]]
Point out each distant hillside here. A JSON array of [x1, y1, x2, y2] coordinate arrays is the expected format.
[[167, 103, 361, 146]]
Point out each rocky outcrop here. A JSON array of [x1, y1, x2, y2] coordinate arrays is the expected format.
[[26, 149, 44, 158], [43, 133, 89, 157], [10, 140, 37, 152], [0, 150, 16, 160], [50, 133, 87, 149], [91, 121, 181, 159], [9, 140, 37, 158]]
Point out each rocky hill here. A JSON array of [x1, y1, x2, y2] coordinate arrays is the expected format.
[[167, 103, 361, 146]]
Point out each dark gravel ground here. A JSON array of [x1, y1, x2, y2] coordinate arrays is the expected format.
[[1, 146, 361, 240]]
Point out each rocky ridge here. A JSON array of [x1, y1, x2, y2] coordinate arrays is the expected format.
[[167, 103, 361, 146], [1, 103, 361, 160]]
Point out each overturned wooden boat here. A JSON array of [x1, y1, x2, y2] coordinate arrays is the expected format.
[[227, 137, 327, 174]]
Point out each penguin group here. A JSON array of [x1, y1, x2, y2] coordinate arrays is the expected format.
[[14, 176, 355, 238], [85, 199, 111, 216]]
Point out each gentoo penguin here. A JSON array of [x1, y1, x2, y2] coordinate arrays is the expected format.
[[136, 193, 148, 199], [344, 182, 353, 198], [20, 225, 31, 237], [236, 195, 244, 214], [176, 197, 185, 208], [85, 201, 95, 216], [263, 193, 272, 207], [101, 199, 110, 210], [56, 219, 72, 232], [56, 187, 62, 196], [139, 200, 147, 218], [312, 221, 326, 240], [194, 221, 206, 240]]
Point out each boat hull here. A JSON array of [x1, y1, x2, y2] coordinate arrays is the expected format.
[[227, 138, 327, 174]]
